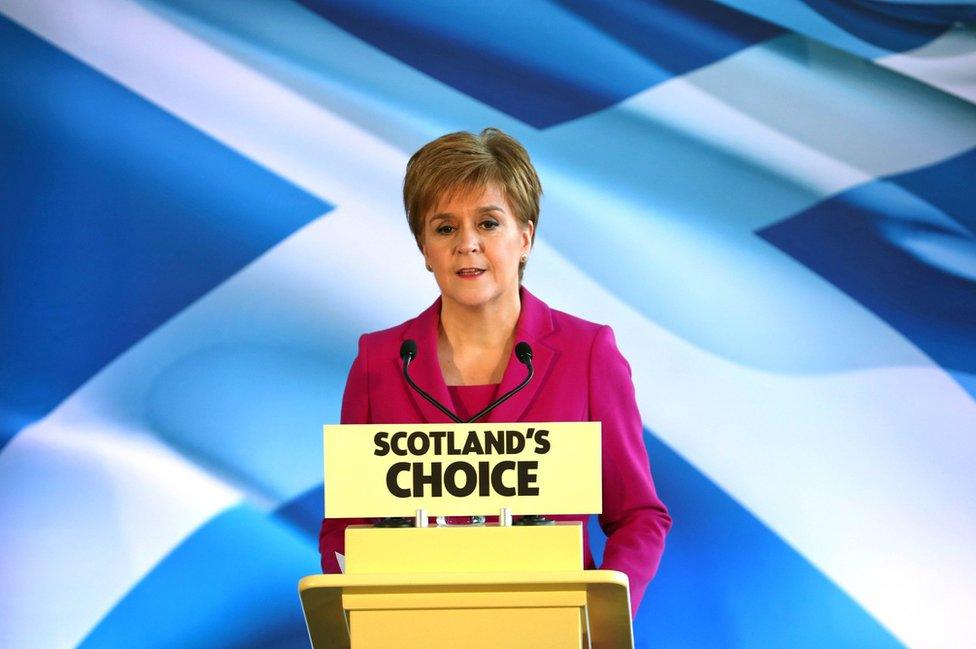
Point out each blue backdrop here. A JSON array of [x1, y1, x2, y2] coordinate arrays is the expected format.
[[2, 1, 975, 647]]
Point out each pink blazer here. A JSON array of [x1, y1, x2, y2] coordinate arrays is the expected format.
[[319, 287, 671, 615]]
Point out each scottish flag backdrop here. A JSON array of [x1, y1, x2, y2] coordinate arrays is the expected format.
[[2, 1, 975, 647]]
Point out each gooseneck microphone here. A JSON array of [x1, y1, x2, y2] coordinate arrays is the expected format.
[[465, 342, 534, 423], [400, 339, 463, 423], [399, 340, 535, 423]]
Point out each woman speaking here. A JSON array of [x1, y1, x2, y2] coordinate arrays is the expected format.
[[319, 128, 671, 615]]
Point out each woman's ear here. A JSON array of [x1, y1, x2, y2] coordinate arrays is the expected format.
[[522, 221, 535, 253]]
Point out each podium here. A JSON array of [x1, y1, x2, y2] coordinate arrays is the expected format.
[[299, 522, 634, 648]]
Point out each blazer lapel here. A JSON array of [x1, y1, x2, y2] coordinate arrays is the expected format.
[[486, 287, 557, 424], [398, 297, 459, 424]]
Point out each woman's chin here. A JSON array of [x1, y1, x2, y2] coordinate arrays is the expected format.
[[447, 293, 494, 309], [441, 285, 510, 310]]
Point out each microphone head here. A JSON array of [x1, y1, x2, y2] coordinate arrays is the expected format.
[[515, 341, 533, 364], [400, 339, 418, 362]]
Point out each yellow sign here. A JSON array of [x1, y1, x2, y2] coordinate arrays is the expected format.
[[324, 422, 601, 518]]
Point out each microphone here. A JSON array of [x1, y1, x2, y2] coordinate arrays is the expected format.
[[400, 339, 463, 423], [466, 341, 534, 423], [400, 339, 417, 363]]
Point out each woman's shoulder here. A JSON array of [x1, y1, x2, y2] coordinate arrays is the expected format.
[[549, 308, 620, 359], [525, 290, 616, 352], [539, 301, 632, 379], [527, 288, 606, 335]]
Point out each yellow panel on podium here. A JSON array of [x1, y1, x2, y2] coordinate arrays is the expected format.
[[345, 588, 584, 649], [298, 522, 634, 649], [345, 523, 582, 573]]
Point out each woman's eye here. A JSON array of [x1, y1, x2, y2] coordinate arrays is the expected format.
[[436, 224, 455, 235], [481, 220, 499, 230]]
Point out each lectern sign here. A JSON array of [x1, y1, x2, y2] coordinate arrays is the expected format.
[[323, 422, 601, 518]]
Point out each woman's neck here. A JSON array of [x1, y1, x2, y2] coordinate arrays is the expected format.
[[438, 291, 521, 385], [439, 291, 521, 351]]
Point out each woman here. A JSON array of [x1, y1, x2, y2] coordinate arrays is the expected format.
[[319, 128, 671, 616]]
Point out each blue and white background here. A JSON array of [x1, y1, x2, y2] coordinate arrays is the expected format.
[[2, 1, 975, 647]]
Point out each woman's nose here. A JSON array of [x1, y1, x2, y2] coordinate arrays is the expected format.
[[456, 224, 481, 253]]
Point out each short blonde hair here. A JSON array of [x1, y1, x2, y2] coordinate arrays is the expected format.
[[403, 129, 542, 277]]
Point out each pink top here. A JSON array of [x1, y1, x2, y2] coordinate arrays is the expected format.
[[447, 383, 499, 422]]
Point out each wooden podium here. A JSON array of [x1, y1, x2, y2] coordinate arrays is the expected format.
[[299, 522, 634, 648]]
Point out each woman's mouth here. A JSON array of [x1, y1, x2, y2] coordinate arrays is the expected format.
[[456, 268, 486, 278]]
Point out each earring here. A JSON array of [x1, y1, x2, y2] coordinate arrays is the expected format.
[[425, 263, 433, 272], [520, 254, 528, 263]]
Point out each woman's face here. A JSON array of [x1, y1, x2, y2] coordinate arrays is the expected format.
[[421, 183, 533, 311]]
